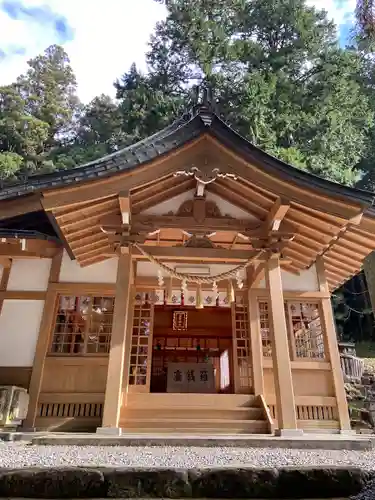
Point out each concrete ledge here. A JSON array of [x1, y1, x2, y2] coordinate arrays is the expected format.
[[21, 433, 373, 450], [0, 466, 372, 498]]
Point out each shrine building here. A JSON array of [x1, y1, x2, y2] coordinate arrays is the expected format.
[[0, 87, 374, 436]]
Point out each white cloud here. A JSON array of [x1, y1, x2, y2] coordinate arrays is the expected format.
[[0, 0, 166, 102], [307, 0, 356, 26], [0, 0, 356, 103]]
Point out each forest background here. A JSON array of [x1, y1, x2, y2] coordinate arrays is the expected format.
[[1, 0, 375, 346]]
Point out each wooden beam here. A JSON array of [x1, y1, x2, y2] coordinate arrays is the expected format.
[[0, 290, 46, 300], [100, 250, 133, 430], [119, 191, 131, 225], [131, 245, 288, 263], [248, 287, 264, 395], [265, 255, 299, 434], [264, 198, 289, 231], [0, 240, 60, 259], [0, 194, 42, 220], [131, 214, 261, 234], [0, 259, 12, 316], [316, 257, 352, 431], [247, 262, 266, 288]]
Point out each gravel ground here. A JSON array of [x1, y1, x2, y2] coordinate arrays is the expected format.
[[1, 442, 375, 468]]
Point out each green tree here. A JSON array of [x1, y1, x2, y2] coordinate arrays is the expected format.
[[140, 0, 373, 185], [0, 152, 23, 181], [16, 45, 79, 146], [115, 63, 186, 142], [0, 85, 49, 167]]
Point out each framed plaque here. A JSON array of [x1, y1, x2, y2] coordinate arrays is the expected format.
[[172, 310, 188, 331]]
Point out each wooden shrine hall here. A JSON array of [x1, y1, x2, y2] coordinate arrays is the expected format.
[[0, 86, 375, 436]]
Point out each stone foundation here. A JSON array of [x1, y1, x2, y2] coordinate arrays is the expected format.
[[0, 466, 372, 498]]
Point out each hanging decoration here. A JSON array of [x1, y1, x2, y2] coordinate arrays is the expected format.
[[196, 283, 204, 309], [157, 270, 164, 287], [226, 279, 235, 304], [131, 243, 265, 310], [133, 242, 264, 284], [236, 271, 244, 290], [166, 277, 173, 303]]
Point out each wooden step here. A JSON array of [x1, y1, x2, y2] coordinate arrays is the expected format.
[[126, 393, 258, 409], [119, 427, 268, 435], [119, 418, 269, 433], [122, 407, 264, 420]]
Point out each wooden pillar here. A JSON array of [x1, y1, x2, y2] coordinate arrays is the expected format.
[[265, 255, 301, 435], [99, 250, 133, 433], [248, 287, 264, 396], [316, 257, 352, 432], [23, 250, 63, 430]]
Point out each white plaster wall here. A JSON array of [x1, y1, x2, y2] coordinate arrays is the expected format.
[[205, 191, 257, 220], [7, 258, 51, 291], [59, 250, 118, 283], [258, 264, 319, 291], [0, 300, 44, 366]]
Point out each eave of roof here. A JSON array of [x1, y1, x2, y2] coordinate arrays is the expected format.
[[0, 104, 374, 208]]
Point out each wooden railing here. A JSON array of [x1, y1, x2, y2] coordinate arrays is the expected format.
[[268, 398, 340, 431], [340, 354, 364, 383], [259, 395, 274, 434]]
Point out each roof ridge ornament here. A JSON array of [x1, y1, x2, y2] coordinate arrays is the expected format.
[[174, 165, 237, 197], [187, 82, 218, 126]]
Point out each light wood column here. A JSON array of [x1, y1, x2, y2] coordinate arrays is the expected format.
[[265, 255, 301, 435], [23, 250, 63, 429], [248, 288, 264, 395], [99, 250, 133, 433], [316, 257, 352, 432]]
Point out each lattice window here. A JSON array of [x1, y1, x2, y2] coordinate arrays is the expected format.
[[286, 302, 325, 359], [258, 301, 272, 357], [233, 294, 252, 392], [129, 292, 153, 387], [50, 295, 115, 355]]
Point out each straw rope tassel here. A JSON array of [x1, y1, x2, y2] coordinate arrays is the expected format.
[[196, 283, 204, 309], [227, 279, 235, 304]]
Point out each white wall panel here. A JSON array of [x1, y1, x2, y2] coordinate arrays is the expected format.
[[59, 250, 118, 283], [7, 258, 51, 291], [258, 264, 319, 292], [0, 300, 44, 366]]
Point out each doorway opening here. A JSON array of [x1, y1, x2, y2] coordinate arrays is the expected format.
[[150, 305, 234, 393]]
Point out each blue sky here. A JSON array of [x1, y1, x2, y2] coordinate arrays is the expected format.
[[0, 0, 356, 103]]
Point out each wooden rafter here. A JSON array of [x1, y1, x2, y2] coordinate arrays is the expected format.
[[132, 177, 195, 214], [208, 181, 269, 218], [42, 136, 206, 211], [264, 198, 289, 231], [206, 134, 365, 219]]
